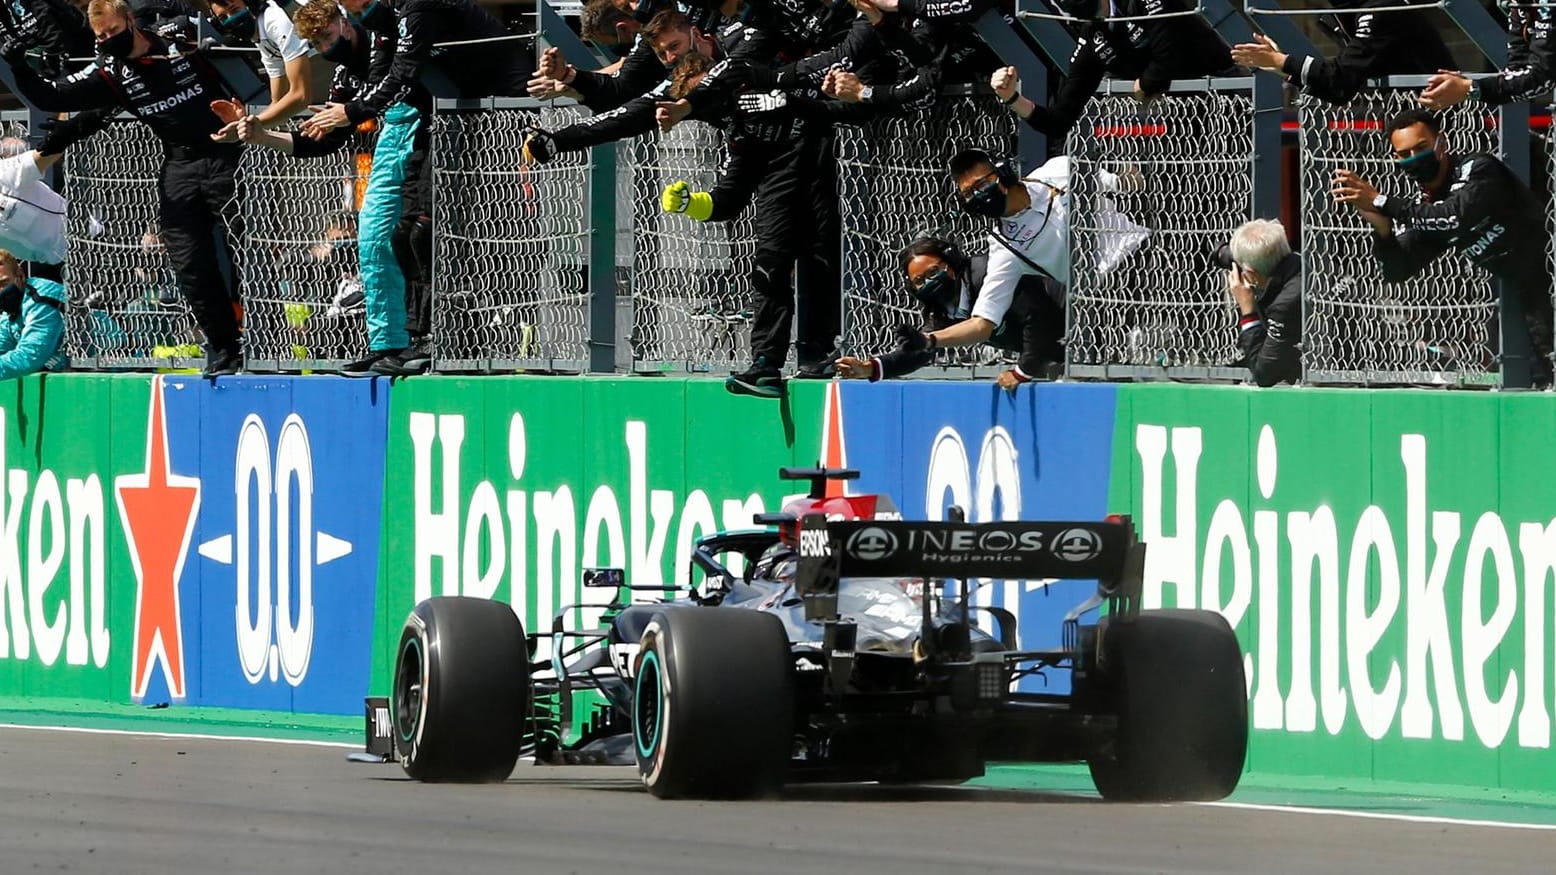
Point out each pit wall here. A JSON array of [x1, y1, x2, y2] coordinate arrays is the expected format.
[[2, 373, 1553, 793]]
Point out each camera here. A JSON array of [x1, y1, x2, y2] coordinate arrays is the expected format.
[[1211, 243, 1235, 271]]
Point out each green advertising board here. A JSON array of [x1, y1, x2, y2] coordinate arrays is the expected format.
[[372, 377, 828, 694], [1109, 385, 1556, 791], [0, 375, 150, 704]]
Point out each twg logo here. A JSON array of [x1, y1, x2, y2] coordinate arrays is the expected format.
[[846, 527, 897, 561], [197, 414, 353, 687]]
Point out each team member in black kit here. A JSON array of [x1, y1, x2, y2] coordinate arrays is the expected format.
[[1232, 0, 1453, 106], [1332, 108, 1555, 385], [1420, 1, 1553, 110], [993, 0, 1235, 140], [3, 0, 249, 375]]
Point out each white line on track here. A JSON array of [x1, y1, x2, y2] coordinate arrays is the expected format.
[[0, 722, 360, 749], [1202, 800, 1556, 832]]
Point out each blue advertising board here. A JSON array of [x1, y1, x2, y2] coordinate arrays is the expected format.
[[131, 376, 388, 715]]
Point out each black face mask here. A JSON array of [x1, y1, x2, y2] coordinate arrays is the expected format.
[[98, 28, 136, 60], [220, 9, 257, 42], [1397, 147, 1442, 187], [321, 24, 362, 64], [962, 180, 1007, 219], [0, 282, 21, 319], [353, 1, 394, 33], [911, 268, 958, 308]]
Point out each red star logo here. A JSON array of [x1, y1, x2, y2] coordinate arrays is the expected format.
[[821, 382, 847, 498], [114, 376, 201, 700]]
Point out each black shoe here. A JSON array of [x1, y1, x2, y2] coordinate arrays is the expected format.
[[397, 335, 433, 371], [371, 345, 430, 377], [203, 348, 242, 377], [339, 349, 395, 377], [794, 352, 839, 380], [726, 357, 785, 398]]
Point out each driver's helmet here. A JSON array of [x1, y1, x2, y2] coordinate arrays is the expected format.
[[751, 542, 798, 584]]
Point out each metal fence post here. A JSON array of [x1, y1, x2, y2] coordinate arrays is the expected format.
[[589, 142, 618, 373], [1499, 99, 1533, 389]]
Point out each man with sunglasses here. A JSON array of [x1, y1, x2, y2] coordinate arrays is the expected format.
[[1331, 107, 1554, 385], [836, 233, 1065, 387]]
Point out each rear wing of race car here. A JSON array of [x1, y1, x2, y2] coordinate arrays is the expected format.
[[794, 513, 1146, 623]]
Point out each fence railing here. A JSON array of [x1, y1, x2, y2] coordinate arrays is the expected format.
[[43, 81, 1556, 387]]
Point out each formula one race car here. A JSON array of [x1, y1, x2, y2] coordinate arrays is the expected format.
[[385, 468, 1248, 801]]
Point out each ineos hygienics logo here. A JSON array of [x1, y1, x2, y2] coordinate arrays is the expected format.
[[1053, 528, 1102, 562], [846, 526, 898, 561]]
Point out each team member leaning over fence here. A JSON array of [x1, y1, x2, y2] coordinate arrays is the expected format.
[[1331, 108, 1556, 386], [836, 233, 1066, 388], [1419, 1, 1553, 110], [527, 0, 664, 112], [3, 0, 250, 376], [204, 0, 314, 137], [654, 51, 845, 396], [1231, 0, 1453, 106], [256, 0, 433, 377], [991, 0, 1235, 140], [1222, 218, 1302, 388]]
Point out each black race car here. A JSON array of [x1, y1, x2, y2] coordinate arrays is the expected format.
[[383, 468, 1248, 801]]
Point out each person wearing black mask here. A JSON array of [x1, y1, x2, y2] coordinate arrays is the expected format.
[[204, 0, 313, 136], [2, 0, 250, 376], [1331, 107, 1554, 385], [836, 233, 1065, 387], [1232, 0, 1453, 106]]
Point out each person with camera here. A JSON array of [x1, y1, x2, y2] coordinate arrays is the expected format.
[[1219, 218, 1301, 387], [835, 233, 1065, 387]]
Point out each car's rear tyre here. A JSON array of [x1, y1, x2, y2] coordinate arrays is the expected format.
[[634, 608, 792, 799], [392, 596, 530, 783], [1087, 609, 1248, 802]]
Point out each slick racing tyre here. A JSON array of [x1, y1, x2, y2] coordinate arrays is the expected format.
[[1088, 609, 1248, 802], [393, 597, 530, 782], [633, 608, 792, 799]]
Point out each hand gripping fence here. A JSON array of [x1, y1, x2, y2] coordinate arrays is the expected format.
[[1298, 83, 1500, 387]]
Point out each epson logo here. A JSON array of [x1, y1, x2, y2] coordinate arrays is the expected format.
[[799, 528, 830, 558], [845, 526, 898, 561], [1053, 528, 1103, 562]]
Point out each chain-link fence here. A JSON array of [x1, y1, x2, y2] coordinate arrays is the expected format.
[[835, 88, 1019, 375], [1065, 78, 1254, 380], [430, 100, 593, 373], [63, 118, 202, 371], [625, 122, 758, 374], [1299, 86, 1500, 387], [238, 124, 376, 372]]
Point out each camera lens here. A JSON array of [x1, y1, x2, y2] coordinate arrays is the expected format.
[[1212, 243, 1234, 271]]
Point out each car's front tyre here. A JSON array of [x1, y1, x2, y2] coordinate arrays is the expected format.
[[393, 596, 530, 783]]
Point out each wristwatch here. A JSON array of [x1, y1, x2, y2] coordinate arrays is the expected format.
[[858, 85, 874, 102], [1372, 193, 1388, 210]]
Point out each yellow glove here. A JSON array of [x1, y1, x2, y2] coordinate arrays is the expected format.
[[660, 180, 714, 222]]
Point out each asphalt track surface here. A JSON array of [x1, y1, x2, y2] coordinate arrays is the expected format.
[[1, 727, 1553, 875]]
